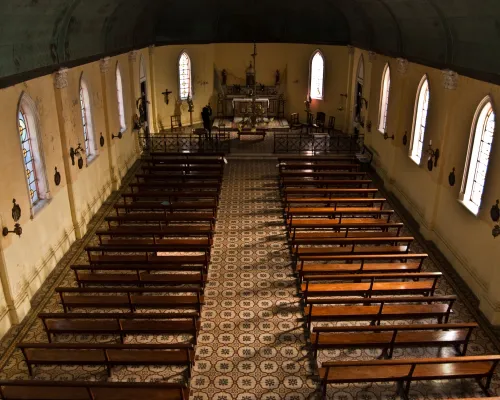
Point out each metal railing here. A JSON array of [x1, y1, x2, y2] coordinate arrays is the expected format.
[[139, 133, 231, 154], [273, 133, 363, 154]]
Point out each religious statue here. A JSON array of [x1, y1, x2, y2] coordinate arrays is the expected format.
[[275, 69, 280, 86], [136, 92, 150, 128], [221, 69, 227, 86], [304, 94, 312, 113], [187, 94, 194, 113]]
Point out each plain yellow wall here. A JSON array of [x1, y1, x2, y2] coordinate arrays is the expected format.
[[363, 51, 500, 323]]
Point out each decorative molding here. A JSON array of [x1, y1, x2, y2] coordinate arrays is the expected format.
[[347, 45, 355, 55], [368, 51, 377, 63], [128, 50, 138, 62], [442, 69, 459, 90], [397, 58, 409, 75], [99, 57, 111, 73], [53, 68, 69, 89]]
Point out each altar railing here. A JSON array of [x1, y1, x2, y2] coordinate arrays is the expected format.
[[273, 133, 362, 154], [139, 133, 231, 154]]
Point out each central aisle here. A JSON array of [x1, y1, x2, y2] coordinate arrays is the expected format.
[[191, 159, 314, 400]]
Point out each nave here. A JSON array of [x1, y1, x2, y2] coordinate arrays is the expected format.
[[0, 153, 499, 400]]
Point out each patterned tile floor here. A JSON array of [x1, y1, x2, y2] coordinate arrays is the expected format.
[[1, 157, 500, 400]]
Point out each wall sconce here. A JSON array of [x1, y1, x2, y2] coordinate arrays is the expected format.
[[448, 168, 456, 186], [100, 132, 105, 147], [337, 93, 347, 111], [383, 132, 395, 140], [112, 131, 123, 140], [69, 144, 84, 169], [2, 199, 22, 237], [402, 131, 408, 146], [427, 140, 440, 171], [491, 200, 499, 238], [54, 167, 61, 186]]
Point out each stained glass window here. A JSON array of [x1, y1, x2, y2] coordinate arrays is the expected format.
[[116, 65, 126, 132], [310, 51, 324, 100], [378, 64, 391, 133], [410, 76, 430, 164], [462, 100, 496, 215], [179, 52, 191, 101], [79, 79, 95, 157], [18, 108, 39, 204]]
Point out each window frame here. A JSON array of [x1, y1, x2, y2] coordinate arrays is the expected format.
[[116, 63, 127, 133], [79, 76, 96, 161], [378, 63, 391, 134], [459, 96, 496, 216], [17, 92, 49, 215], [309, 50, 325, 101], [409, 75, 430, 165], [178, 51, 192, 101]]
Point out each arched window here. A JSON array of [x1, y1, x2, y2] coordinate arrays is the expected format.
[[409, 76, 430, 164], [178, 52, 192, 101], [116, 64, 126, 132], [309, 50, 325, 100], [79, 77, 96, 158], [378, 64, 391, 133], [460, 98, 496, 215], [17, 94, 48, 207]]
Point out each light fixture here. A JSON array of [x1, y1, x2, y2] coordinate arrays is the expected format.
[[69, 144, 84, 169], [2, 199, 22, 237], [383, 132, 394, 141], [491, 200, 499, 238], [337, 94, 347, 111], [402, 131, 408, 146], [112, 131, 123, 140], [427, 140, 440, 171], [448, 168, 456, 186]]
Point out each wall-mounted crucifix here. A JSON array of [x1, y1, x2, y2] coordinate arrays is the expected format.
[[162, 89, 173, 105]]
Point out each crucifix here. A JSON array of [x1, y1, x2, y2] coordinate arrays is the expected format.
[[162, 89, 172, 105]]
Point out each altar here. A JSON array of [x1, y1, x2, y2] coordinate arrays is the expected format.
[[232, 98, 270, 117]]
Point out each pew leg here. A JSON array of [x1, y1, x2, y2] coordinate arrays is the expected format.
[[397, 380, 410, 400], [321, 381, 327, 400], [477, 376, 493, 396], [26, 362, 33, 377]]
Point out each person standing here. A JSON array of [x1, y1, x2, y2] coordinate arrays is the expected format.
[[201, 103, 213, 138]]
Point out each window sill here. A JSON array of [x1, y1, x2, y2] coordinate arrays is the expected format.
[[458, 198, 480, 217], [409, 155, 421, 166], [86, 154, 99, 167], [378, 129, 385, 135], [31, 198, 52, 219]]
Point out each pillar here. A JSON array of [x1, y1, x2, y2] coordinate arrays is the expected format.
[[148, 45, 158, 133], [128, 50, 141, 155], [53, 68, 84, 239], [343, 45, 355, 133]]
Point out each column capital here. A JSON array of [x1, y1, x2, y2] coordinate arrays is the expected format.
[[442, 69, 458, 90], [129, 50, 138, 62], [397, 58, 409, 75], [100, 57, 111, 73], [347, 45, 355, 55], [54, 68, 69, 89], [368, 51, 377, 63]]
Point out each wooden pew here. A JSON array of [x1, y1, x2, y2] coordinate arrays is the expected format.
[[18, 342, 195, 377], [147, 151, 225, 160], [281, 179, 372, 188], [114, 201, 218, 217], [287, 209, 394, 225], [304, 295, 457, 329], [277, 156, 358, 163], [284, 197, 387, 213], [283, 188, 378, 201], [38, 312, 200, 343], [310, 322, 478, 359], [86, 255, 208, 273], [297, 253, 427, 279], [289, 220, 400, 239], [291, 222, 404, 240], [104, 213, 216, 229], [318, 355, 500, 400], [70, 265, 207, 288], [301, 272, 442, 301], [0, 381, 189, 400], [134, 173, 223, 183], [292, 236, 414, 257], [95, 226, 214, 243], [55, 287, 204, 313], [129, 182, 222, 193], [122, 191, 219, 204], [139, 164, 223, 173], [279, 171, 367, 183]]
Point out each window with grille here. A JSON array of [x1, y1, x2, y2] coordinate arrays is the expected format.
[[79, 79, 95, 158], [116, 64, 126, 132], [410, 76, 430, 164], [310, 51, 325, 100], [378, 64, 391, 133], [179, 52, 191, 101], [461, 99, 495, 215], [18, 108, 40, 204]]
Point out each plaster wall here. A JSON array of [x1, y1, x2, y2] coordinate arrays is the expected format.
[[364, 51, 500, 324]]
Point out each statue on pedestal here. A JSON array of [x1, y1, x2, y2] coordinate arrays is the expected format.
[[275, 69, 280, 86], [221, 69, 227, 86]]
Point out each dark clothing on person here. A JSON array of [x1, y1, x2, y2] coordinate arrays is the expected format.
[[202, 105, 212, 137]]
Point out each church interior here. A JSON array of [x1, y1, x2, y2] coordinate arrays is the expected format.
[[0, 1, 500, 399]]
